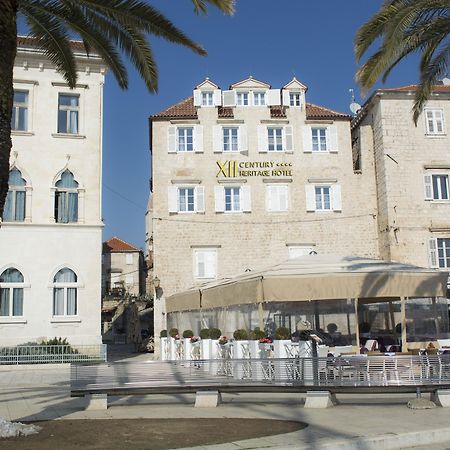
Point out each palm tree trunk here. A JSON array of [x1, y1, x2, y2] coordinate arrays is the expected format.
[[0, 0, 18, 221]]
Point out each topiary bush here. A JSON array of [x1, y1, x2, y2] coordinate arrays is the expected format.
[[182, 329, 194, 338], [250, 328, 266, 340], [199, 328, 211, 339], [275, 326, 291, 340], [209, 328, 222, 339], [160, 329, 168, 338], [233, 329, 249, 340], [168, 328, 179, 338]]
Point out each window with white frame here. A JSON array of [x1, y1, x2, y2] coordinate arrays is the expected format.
[[54, 170, 79, 223], [201, 91, 214, 106], [312, 127, 328, 152], [0, 268, 24, 317], [289, 92, 301, 107], [429, 238, 450, 268], [58, 94, 79, 134], [425, 109, 444, 135], [215, 185, 251, 212], [224, 187, 241, 212], [223, 127, 239, 152], [193, 248, 217, 279], [268, 127, 283, 151], [53, 268, 78, 316], [177, 127, 194, 152], [306, 183, 341, 212], [253, 91, 266, 106], [3, 168, 26, 222], [315, 186, 331, 210], [266, 184, 288, 212], [236, 91, 249, 106], [126, 253, 133, 265], [11, 90, 28, 131], [168, 185, 204, 214], [424, 173, 450, 200], [178, 187, 195, 212], [287, 245, 315, 259]]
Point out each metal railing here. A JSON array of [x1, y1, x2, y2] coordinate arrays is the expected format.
[[71, 354, 450, 395], [0, 344, 107, 365]]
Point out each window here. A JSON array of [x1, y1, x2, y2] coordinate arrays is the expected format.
[[287, 245, 315, 259], [236, 91, 249, 106], [53, 268, 77, 316], [253, 91, 266, 106], [437, 238, 450, 268], [55, 170, 79, 223], [58, 94, 79, 134], [126, 253, 133, 265], [224, 187, 241, 212], [169, 186, 204, 213], [193, 249, 217, 279], [11, 90, 28, 131], [201, 91, 214, 106], [289, 92, 301, 107], [126, 275, 133, 286], [425, 174, 450, 200], [3, 168, 26, 222], [425, 109, 444, 135], [0, 268, 24, 317], [315, 186, 331, 210], [268, 127, 283, 152], [312, 127, 328, 152], [266, 185, 288, 212], [178, 187, 195, 212], [306, 184, 341, 212], [223, 127, 239, 152], [177, 127, 194, 152]]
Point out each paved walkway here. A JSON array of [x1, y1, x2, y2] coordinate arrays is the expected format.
[[1, 355, 450, 449]]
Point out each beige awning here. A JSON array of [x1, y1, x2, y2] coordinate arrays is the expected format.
[[165, 288, 200, 313]]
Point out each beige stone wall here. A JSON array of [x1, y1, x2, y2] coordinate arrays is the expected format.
[[102, 251, 142, 296]]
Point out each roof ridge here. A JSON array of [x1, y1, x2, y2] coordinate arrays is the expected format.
[[105, 236, 139, 251], [306, 102, 347, 116]]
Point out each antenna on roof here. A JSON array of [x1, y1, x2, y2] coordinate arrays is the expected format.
[[349, 88, 362, 115]]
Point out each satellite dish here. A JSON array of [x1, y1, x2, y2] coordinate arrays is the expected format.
[[442, 77, 450, 86], [350, 102, 362, 115]]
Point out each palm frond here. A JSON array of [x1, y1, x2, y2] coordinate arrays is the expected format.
[[191, 0, 235, 15]]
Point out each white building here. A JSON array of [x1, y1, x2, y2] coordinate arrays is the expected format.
[[0, 37, 106, 346]]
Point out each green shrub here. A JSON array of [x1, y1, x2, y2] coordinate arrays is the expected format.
[[160, 329, 168, 338], [209, 328, 222, 339], [233, 329, 249, 340], [199, 328, 211, 339], [250, 328, 266, 340], [182, 329, 194, 338], [168, 328, 179, 338], [275, 327, 291, 340]]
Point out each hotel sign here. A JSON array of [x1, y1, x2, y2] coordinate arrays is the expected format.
[[216, 161, 293, 178]]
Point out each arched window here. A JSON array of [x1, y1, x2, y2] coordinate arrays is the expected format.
[[53, 268, 77, 316], [0, 268, 24, 316], [55, 170, 78, 223], [3, 169, 26, 222]]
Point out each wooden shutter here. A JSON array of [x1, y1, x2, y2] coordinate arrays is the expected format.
[[168, 186, 178, 213], [280, 185, 288, 211], [222, 90, 236, 107], [424, 174, 433, 200], [332, 184, 342, 211], [214, 186, 225, 212], [193, 89, 202, 106], [285, 126, 293, 153], [328, 125, 339, 153], [282, 90, 290, 106], [194, 251, 205, 278], [267, 89, 281, 106], [213, 125, 223, 153], [302, 125, 312, 153], [266, 185, 275, 211], [242, 186, 252, 212], [213, 89, 222, 106], [205, 250, 217, 278], [194, 126, 203, 153], [428, 238, 439, 268], [167, 126, 177, 153], [195, 186, 205, 212], [305, 185, 316, 211], [239, 125, 248, 152], [258, 125, 268, 153]]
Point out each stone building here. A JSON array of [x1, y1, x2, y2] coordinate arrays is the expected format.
[[0, 38, 106, 346]]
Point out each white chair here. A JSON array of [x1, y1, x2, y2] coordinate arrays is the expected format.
[[333, 345, 353, 355], [363, 339, 379, 352]]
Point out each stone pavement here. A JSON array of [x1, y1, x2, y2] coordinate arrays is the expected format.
[[1, 354, 450, 449]]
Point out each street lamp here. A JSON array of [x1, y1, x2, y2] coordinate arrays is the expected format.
[[153, 276, 160, 289]]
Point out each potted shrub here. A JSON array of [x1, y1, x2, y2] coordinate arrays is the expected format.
[[199, 329, 211, 359], [275, 327, 291, 340], [233, 329, 249, 340], [169, 328, 179, 339], [250, 328, 266, 340], [160, 329, 167, 338], [159, 329, 168, 360], [209, 328, 222, 359], [199, 328, 211, 339], [182, 329, 194, 338], [209, 328, 222, 340]]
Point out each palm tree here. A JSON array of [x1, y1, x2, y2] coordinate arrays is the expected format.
[[355, 0, 450, 124], [0, 0, 235, 219]]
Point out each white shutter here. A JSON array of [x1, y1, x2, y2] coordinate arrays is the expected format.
[[258, 125, 268, 153], [267, 89, 281, 106], [424, 174, 433, 200], [194, 251, 205, 278], [328, 125, 339, 153], [193, 89, 202, 106], [280, 185, 288, 211], [213, 89, 222, 106], [282, 90, 290, 106], [332, 184, 342, 211], [266, 185, 275, 211], [285, 126, 293, 153], [205, 251, 217, 278], [241, 186, 252, 212], [222, 90, 236, 107], [168, 186, 178, 213], [213, 125, 223, 153], [302, 125, 312, 153], [168, 126, 177, 153], [195, 186, 205, 212], [194, 125, 203, 153], [305, 185, 316, 211], [214, 186, 225, 212], [428, 238, 439, 268], [239, 125, 248, 152]]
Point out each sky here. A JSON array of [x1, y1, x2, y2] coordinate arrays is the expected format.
[[101, 0, 421, 250]]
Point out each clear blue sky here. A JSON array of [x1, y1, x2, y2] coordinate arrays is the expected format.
[[101, 0, 420, 250]]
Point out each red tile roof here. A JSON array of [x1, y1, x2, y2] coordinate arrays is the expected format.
[[306, 103, 350, 120], [152, 96, 197, 119], [103, 237, 139, 253], [382, 84, 450, 92], [17, 36, 94, 54]]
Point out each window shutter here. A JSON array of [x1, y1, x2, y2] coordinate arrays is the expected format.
[[282, 90, 290, 106], [167, 126, 177, 153], [428, 238, 439, 268], [242, 186, 252, 212], [285, 126, 293, 153], [214, 186, 225, 212], [195, 186, 205, 213], [194, 125, 203, 153], [213, 126, 223, 153], [280, 185, 288, 211], [267, 89, 281, 106], [205, 251, 217, 278], [213, 89, 222, 106], [195, 251, 204, 278], [328, 125, 339, 153], [305, 185, 316, 211], [168, 186, 178, 213], [222, 90, 236, 107], [424, 174, 433, 200], [258, 125, 268, 153], [193, 89, 202, 106], [266, 185, 274, 211], [302, 125, 312, 153], [239, 125, 248, 152], [332, 184, 342, 211]]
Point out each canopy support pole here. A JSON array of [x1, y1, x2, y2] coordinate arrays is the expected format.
[[400, 297, 407, 352], [258, 303, 264, 331], [354, 298, 360, 351]]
